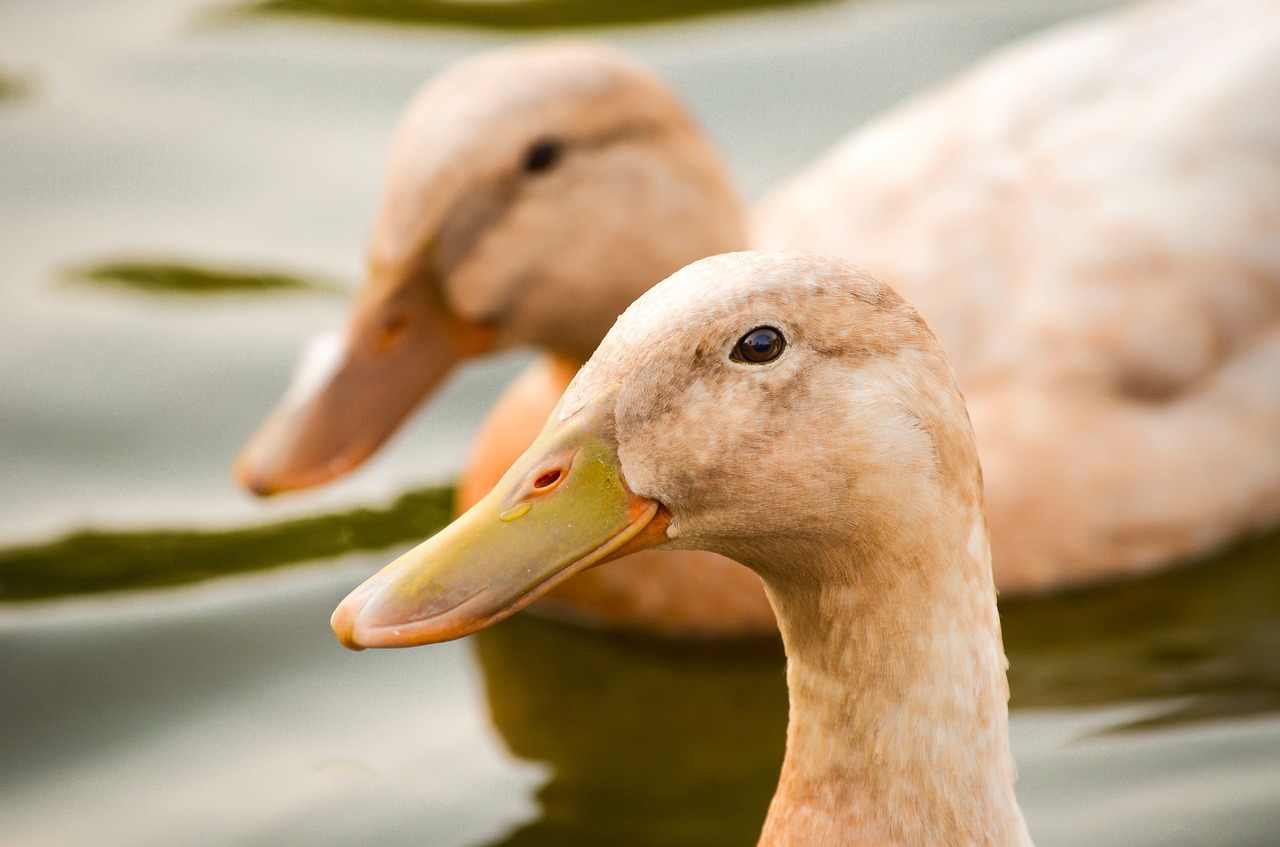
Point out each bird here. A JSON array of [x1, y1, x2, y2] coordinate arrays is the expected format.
[[238, 0, 1280, 635], [234, 39, 777, 636], [331, 251, 1036, 847], [753, 0, 1280, 592]]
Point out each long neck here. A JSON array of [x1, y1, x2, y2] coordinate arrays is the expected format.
[[754, 511, 1031, 847]]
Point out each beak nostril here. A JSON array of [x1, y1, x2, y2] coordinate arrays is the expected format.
[[373, 314, 410, 352], [533, 469, 562, 490]]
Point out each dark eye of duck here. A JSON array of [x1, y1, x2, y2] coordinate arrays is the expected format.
[[731, 326, 785, 364], [522, 138, 563, 174]]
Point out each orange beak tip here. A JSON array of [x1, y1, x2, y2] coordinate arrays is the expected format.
[[232, 459, 274, 498], [331, 584, 376, 651]]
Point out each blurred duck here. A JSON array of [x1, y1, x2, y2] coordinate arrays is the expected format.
[[235, 41, 774, 636], [331, 251, 1036, 847], [237, 0, 1280, 635]]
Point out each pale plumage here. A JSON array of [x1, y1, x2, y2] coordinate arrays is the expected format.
[[756, 0, 1280, 589], [239, 0, 1280, 635], [332, 251, 1035, 846]]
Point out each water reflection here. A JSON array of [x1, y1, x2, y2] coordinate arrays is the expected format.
[[64, 258, 345, 297], [474, 614, 786, 847], [0, 70, 30, 101], [240, 0, 831, 31], [0, 485, 452, 600], [1002, 527, 1280, 728]]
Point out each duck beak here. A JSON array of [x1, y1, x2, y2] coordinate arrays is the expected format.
[[331, 402, 671, 650], [233, 266, 494, 496]]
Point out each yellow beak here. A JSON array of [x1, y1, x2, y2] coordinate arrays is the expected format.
[[331, 400, 671, 649]]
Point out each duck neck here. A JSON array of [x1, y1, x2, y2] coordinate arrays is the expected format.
[[754, 515, 1031, 847]]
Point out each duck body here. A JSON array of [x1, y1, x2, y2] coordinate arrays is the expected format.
[[332, 251, 1034, 845], [757, 0, 1280, 589], [240, 0, 1280, 636]]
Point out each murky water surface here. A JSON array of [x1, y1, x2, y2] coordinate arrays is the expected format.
[[2, 0, 1278, 845]]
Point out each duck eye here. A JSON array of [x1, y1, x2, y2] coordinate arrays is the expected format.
[[732, 326, 785, 364], [522, 138, 563, 174]]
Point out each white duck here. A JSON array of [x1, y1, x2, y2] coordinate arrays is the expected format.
[[755, 0, 1280, 590], [240, 0, 1280, 635], [332, 251, 1035, 846], [235, 40, 775, 636]]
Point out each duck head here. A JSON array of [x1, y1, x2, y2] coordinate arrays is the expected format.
[[235, 42, 744, 495], [332, 251, 979, 649]]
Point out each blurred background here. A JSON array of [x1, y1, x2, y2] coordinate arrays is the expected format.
[[1, 0, 1278, 845]]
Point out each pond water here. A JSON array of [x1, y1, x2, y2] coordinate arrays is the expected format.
[[2, 0, 1278, 845]]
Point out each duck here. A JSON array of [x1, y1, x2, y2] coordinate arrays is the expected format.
[[234, 40, 776, 636], [238, 0, 1280, 636], [331, 251, 1035, 846]]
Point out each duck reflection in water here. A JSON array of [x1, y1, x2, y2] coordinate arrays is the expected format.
[[471, 614, 787, 846]]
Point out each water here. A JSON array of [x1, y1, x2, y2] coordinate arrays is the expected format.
[[2, 0, 1278, 844], [4, 558, 1279, 847]]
